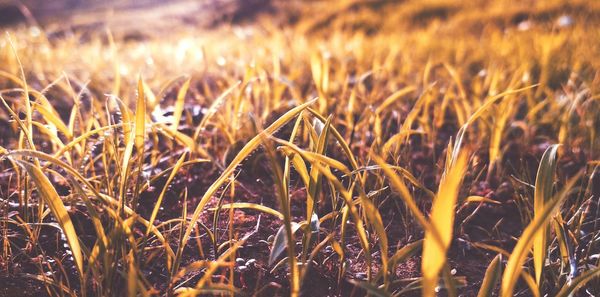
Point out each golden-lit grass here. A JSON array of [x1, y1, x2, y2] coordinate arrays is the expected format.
[[1, 0, 600, 296]]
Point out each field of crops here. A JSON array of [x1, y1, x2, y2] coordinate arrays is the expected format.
[[1, 0, 599, 296]]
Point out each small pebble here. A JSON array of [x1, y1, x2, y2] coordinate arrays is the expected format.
[[246, 259, 256, 267], [557, 15, 573, 28]]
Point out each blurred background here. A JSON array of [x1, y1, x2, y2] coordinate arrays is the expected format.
[[0, 0, 275, 29], [1, 0, 598, 35]]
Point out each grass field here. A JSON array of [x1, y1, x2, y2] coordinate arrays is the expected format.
[[1, 0, 600, 296]]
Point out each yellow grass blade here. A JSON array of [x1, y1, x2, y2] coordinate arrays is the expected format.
[[178, 98, 317, 257], [6, 34, 34, 148], [555, 266, 600, 297], [477, 254, 502, 297], [533, 144, 560, 285], [135, 76, 147, 152], [375, 85, 417, 115], [32, 102, 71, 139], [172, 78, 191, 132], [283, 111, 305, 194], [463, 85, 538, 128], [277, 142, 372, 278], [501, 174, 580, 297], [156, 123, 209, 158], [465, 196, 501, 204], [141, 79, 157, 110], [146, 152, 187, 236], [422, 150, 468, 297], [307, 116, 332, 221], [288, 152, 310, 186], [303, 157, 371, 266], [211, 203, 284, 220], [357, 185, 389, 286], [68, 176, 108, 248], [111, 96, 132, 146], [127, 251, 138, 297], [119, 125, 135, 211], [381, 129, 424, 157], [371, 155, 431, 233], [192, 81, 241, 141], [277, 144, 350, 175], [307, 107, 359, 171], [48, 123, 123, 162], [388, 240, 422, 275], [14, 160, 84, 276], [7, 149, 176, 264], [349, 164, 435, 199]]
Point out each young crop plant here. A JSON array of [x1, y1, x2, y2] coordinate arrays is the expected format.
[[1, 0, 600, 296]]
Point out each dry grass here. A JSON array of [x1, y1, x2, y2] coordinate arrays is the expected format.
[[1, 0, 600, 296]]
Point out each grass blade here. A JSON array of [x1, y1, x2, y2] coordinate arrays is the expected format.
[[533, 144, 560, 285], [269, 222, 302, 266], [212, 203, 284, 220], [477, 254, 503, 297], [145, 152, 187, 236], [14, 160, 84, 276], [422, 150, 468, 297], [501, 174, 581, 297], [555, 266, 600, 297], [172, 77, 191, 132], [135, 76, 146, 152], [178, 98, 317, 261]]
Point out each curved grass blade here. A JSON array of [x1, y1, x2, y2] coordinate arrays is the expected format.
[[349, 164, 435, 199], [465, 196, 501, 204], [212, 203, 284, 220], [553, 215, 577, 281], [192, 81, 241, 141], [172, 77, 191, 132], [145, 152, 187, 236], [533, 144, 560, 285], [6, 149, 176, 264], [501, 174, 581, 297], [269, 222, 302, 266], [371, 154, 446, 251], [555, 266, 600, 297], [14, 160, 83, 276], [111, 95, 132, 146], [387, 240, 423, 281], [422, 150, 468, 297], [307, 107, 359, 170], [375, 85, 416, 115], [348, 280, 391, 297], [178, 98, 317, 261], [477, 254, 502, 297], [156, 124, 210, 158]]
